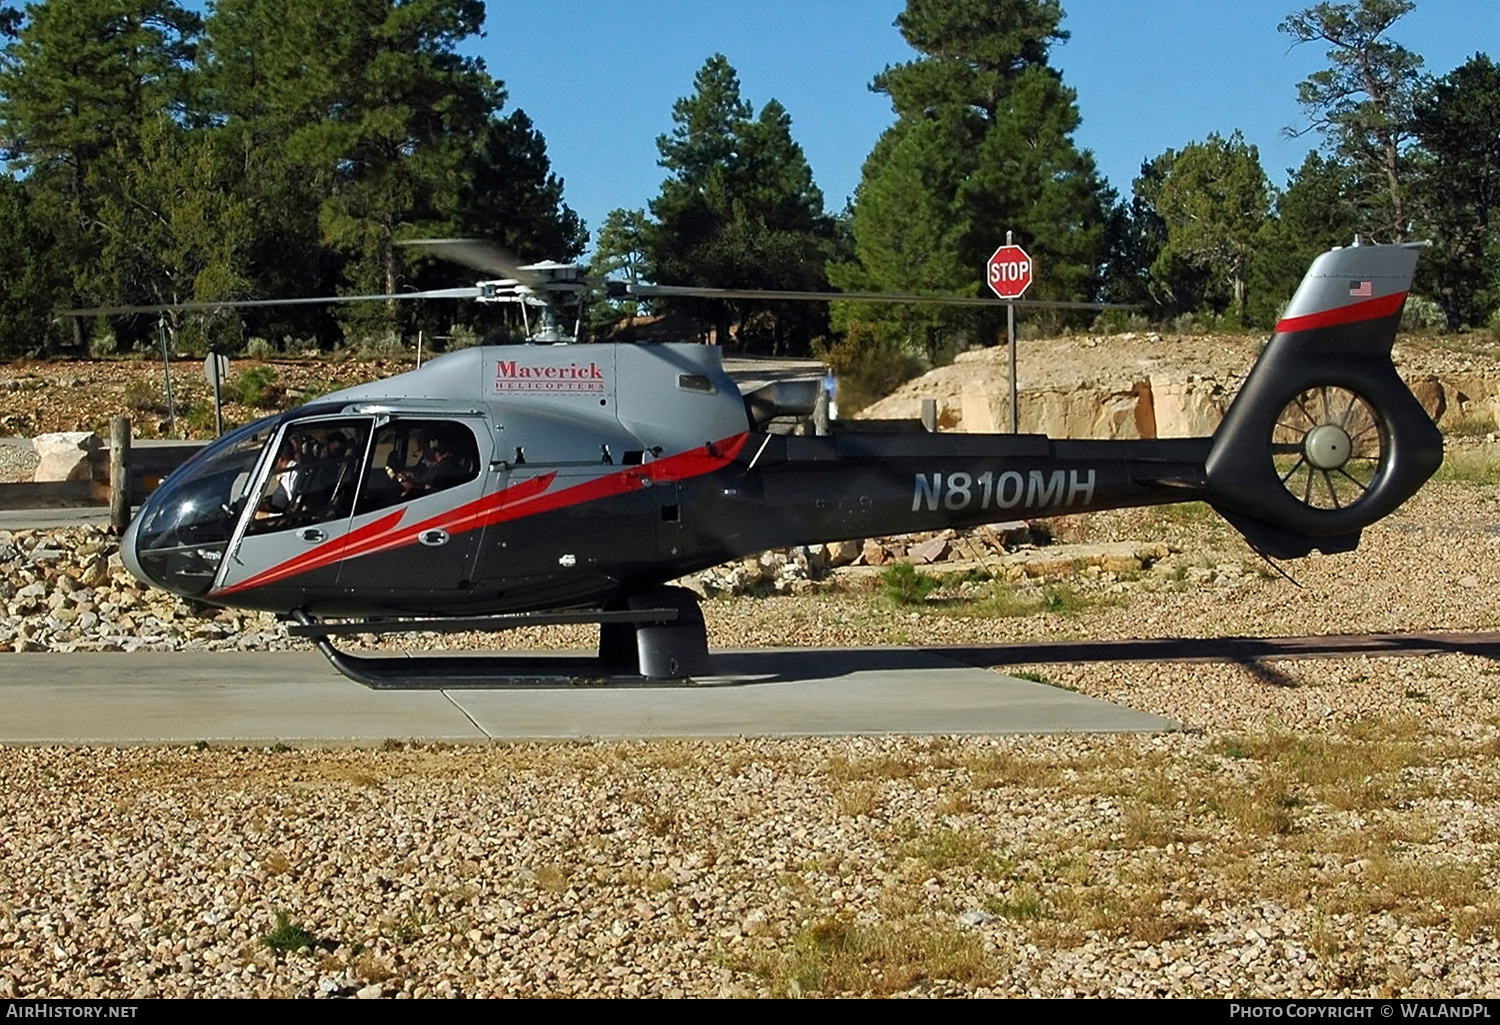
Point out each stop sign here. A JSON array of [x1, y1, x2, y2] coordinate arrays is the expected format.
[[987, 244, 1033, 300]]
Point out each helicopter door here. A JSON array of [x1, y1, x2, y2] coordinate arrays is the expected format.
[[215, 416, 374, 599], [332, 417, 489, 601]]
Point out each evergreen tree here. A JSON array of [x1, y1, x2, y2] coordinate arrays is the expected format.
[[588, 207, 650, 328], [837, 0, 1110, 359], [1146, 131, 1273, 324], [0, 173, 67, 355], [94, 117, 256, 349], [458, 110, 585, 263], [199, 0, 342, 344], [1120, 151, 1216, 317], [1280, 0, 1424, 241], [0, 0, 201, 346], [646, 54, 834, 354], [205, 0, 580, 346], [1410, 53, 1500, 329], [1248, 152, 1368, 325]]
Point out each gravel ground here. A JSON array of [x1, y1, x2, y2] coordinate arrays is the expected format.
[[3, 468, 1500, 997], [0, 437, 37, 482]]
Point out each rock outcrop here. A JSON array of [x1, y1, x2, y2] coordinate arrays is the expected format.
[[858, 331, 1500, 440]]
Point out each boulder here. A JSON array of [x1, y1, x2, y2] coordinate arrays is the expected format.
[[32, 432, 102, 482], [860, 539, 891, 566], [824, 539, 861, 568], [906, 535, 950, 565]]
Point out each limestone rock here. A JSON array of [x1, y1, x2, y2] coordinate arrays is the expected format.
[[824, 539, 860, 568], [32, 432, 102, 482], [907, 536, 950, 565]]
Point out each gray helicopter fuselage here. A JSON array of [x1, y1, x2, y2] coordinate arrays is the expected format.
[[120, 242, 1445, 619], [121, 341, 1216, 616]]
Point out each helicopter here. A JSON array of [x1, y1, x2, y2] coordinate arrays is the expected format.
[[109, 238, 1442, 686]]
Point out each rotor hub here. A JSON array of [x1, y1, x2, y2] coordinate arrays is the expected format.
[[1304, 423, 1353, 471]]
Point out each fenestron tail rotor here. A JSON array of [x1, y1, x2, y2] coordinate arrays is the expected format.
[[1271, 386, 1387, 512]]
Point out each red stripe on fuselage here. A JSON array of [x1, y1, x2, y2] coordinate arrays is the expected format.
[[213, 433, 749, 597], [1274, 291, 1406, 334]]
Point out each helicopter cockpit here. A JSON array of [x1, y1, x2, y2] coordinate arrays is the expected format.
[[123, 405, 484, 599]]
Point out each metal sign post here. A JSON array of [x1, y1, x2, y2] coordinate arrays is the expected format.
[[157, 316, 177, 433], [204, 349, 229, 436], [1008, 290, 1017, 434], [986, 233, 1034, 434]]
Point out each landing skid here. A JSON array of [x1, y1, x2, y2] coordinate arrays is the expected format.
[[288, 586, 711, 689]]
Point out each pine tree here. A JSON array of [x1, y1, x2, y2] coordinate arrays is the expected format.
[[645, 54, 834, 353], [1280, 0, 1424, 242], [1146, 131, 1273, 324], [0, 173, 68, 355], [837, 0, 1111, 359], [0, 0, 202, 345], [1410, 53, 1500, 329], [1248, 152, 1369, 326], [205, 0, 580, 346]]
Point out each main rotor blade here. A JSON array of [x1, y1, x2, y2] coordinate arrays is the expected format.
[[401, 238, 541, 288], [627, 283, 1137, 310], [62, 287, 485, 317]]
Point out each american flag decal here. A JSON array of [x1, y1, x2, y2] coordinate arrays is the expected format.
[[1349, 280, 1373, 297]]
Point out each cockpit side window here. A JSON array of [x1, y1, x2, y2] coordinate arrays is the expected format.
[[353, 419, 481, 516], [244, 419, 371, 536]]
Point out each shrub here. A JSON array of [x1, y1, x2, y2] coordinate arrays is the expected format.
[[282, 334, 319, 355], [88, 328, 117, 359], [813, 322, 925, 416], [1401, 295, 1446, 333], [223, 365, 281, 408], [124, 378, 165, 413], [882, 562, 938, 605], [351, 332, 409, 360], [446, 324, 482, 350], [245, 336, 274, 359]]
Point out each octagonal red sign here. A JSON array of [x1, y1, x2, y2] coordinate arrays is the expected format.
[[987, 244, 1034, 300]]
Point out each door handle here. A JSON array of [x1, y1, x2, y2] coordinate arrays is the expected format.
[[297, 527, 326, 544], [419, 529, 449, 547]]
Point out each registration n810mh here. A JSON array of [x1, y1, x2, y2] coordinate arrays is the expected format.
[[912, 469, 1097, 513]]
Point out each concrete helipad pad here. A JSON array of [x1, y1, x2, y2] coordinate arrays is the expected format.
[[0, 649, 1174, 744]]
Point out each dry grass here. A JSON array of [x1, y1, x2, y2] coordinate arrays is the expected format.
[[741, 914, 994, 997], [900, 827, 1011, 880], [835, 782, 884, 819], [964, 749, 1063, 789], [531, 865, 570, 893], [825, 754, 922, 782]]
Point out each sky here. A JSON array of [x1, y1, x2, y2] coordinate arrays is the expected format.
[[471, 0, 1499, 251]]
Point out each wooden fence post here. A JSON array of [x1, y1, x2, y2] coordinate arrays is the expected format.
[[110, 416, 131, 533]]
